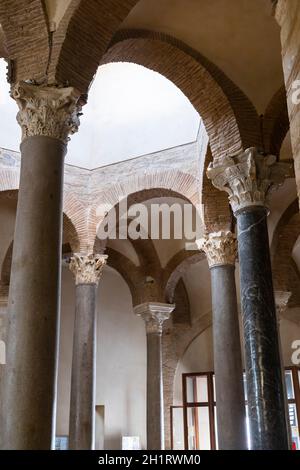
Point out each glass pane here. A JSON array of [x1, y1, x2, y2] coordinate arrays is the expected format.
[[285, 370, 294, 400], [187, 407, 211, 450], [186, 377, 195, 403], [243, 373, 248, 401], [214, 406, 218, 450], [289, 404, 300, 450], [196, 376, 208, 402], [197, 407, 211, 450], [186, 376, 208, 403], [245, 406, 251, 450], [171, 407, 184, 450]]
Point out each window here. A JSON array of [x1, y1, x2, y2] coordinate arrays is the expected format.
[[172, 367, 300, 450], [182, 373, 216, 450]]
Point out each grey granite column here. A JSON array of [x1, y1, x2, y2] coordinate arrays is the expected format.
[[134, 302, 175, 450], [198, 231, 247, 449], [69, 253, 107, 450], [0, 82, 81, 450], [208, 147, 291, 450]]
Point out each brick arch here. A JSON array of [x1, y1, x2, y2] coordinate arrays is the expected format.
[[110, 29, 261, 150], [263, 85, 290, 157], [0, 0, 49, 83], [0, 169, 20, 192], [48, 0, 138, 90], [92, 170, 200, 252], [164, 249, 205, 303]]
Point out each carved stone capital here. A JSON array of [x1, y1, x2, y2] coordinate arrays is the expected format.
[[134, 302, 175, 335], [274, 291, 291, 322], [11, 82, 81, 144], [207, 147, 292, 214], [197, 231, 237, 267], [69, 253, 108, 285]]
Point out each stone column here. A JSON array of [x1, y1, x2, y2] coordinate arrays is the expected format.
[[207, 147, 290, 450], [275, 290, 292, 448], [68, 253, 107, 450], [0, 82, 81, 449], [134, 302, 175, 450], [197, 231, 247, 450]]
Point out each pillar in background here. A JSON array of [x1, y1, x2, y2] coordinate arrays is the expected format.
[[134, 302, 175, 450], [69, 253, 107, 450]]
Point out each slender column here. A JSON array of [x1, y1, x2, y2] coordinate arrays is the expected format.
[[68, 253, 107, 450], [208, 147, 290, 449], [134, 302, 175, 450], [197, 231, 247, 449], [275, 1, 300, 204], [0, 82, 81, 450], [275, 290, 292, 448]]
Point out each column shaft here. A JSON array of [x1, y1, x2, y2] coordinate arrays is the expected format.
[[69, 283, 97, 450], [210, 264, 247, 449], [0, 136, 65, 449], [147, 332, 164, 450], [237, 206, 288, 450]]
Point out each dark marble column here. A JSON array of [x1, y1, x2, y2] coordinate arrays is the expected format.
[[68, 253, 107, 450], [0, 82, 81, 450], [208, 147, 290, 450], [134, 302, 175, 450], [198, 231, 247, 450]]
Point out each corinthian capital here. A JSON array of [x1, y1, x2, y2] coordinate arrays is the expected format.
[[69, 253, 108, 285], [134, 302, 175, 335], [207, 147, 292, 214], [11, 82, 81, 144], [197, 231, 237, 268]]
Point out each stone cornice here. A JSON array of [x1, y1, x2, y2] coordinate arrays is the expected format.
[[11, 82, 81, 144], [207, 147, 292, 214], [134, 302, 175, 334], [197, 231, 237, 267], [69, 253, 108, 285]]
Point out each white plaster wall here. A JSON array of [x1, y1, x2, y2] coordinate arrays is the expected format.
[[173, 315, 300, 407], [56, 266, 147, 450], [280, 318, 300, 366]]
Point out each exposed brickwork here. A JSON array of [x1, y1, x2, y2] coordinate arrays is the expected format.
[[102, 38, 245, 161], [0, 25, 8, 58], [263, 85, 290, 156], [93, 171, 200, 253], [111, 29, 262, 151], [201, 147, 233, 231], [49, 0, 138, 90], [0, 0, 49, 82]]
